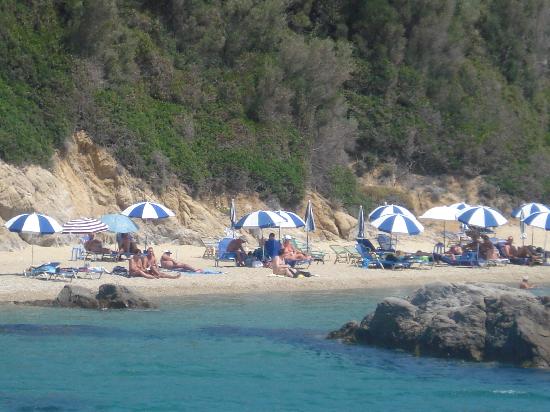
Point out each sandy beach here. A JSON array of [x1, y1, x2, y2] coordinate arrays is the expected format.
[[1, 233, 549, 303]]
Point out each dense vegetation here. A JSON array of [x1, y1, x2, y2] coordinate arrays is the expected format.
[[1, 0, 549, 208]]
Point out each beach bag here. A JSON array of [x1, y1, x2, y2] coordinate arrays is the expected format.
[[251, 260, 263, 268], [112, 266, 129, 276]]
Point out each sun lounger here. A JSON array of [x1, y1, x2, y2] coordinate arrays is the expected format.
[[24, 262, 77, 281], [201, 237, 218, 259], [344, 246, 362, 265], [292, 239, 326, 264], [214, 237, 238, 267], [330, 245, 349, 263], [376, 234, 396, 252]]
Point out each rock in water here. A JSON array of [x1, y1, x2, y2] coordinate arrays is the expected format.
[[328, 282, 550, 368], [96, 284, 155, 309], [55, 285, 99, 309]]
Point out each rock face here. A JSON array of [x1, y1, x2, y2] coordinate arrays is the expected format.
[[328, 282, 550, 368], [49, 284, 155, 309]]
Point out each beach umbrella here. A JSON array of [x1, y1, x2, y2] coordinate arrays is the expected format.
[[274, 211, 305, 228], [273, 210, 305, 240], [370, 213, 423, 249], [100, 214, 139, 233], [419, 206, 458, 245], [62, 217, 109, 234], [234, 210, 287, 259], [229, 199, 237, 232], [448, 202, 470, 211], [357, 205, 365, 239], [456, 206, 508, 228], [522, 211, 550, 256], [512, 203, 550, 245], [234, 210, 287, 229], [368, 204, 415, 221], [304, 200, 316, 251], [511, 203, 550, 218], [4, 213, 63, 265], [121, 201, 175, 219], [121, 201, 175, 249]]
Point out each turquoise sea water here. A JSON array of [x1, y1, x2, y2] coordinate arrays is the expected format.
[[1, 286, 549, 411]]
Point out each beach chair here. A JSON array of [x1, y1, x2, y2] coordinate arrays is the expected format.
[[355, 244, 383, 269], [344, 246, 362, 265], [24, 262, 77, 281], [215, 237, 238, 267], [201, 237, 218, 259], [495, 242, 530, 265], [293, 239, 326, 264], [330, 245, 349, 263], [376, 234, 395, 252]]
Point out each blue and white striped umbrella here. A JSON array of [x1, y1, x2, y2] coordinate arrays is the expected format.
[[5, 213, 62, 234], [456, 206, 507, 228], [522, 212, 550, 230], [234, 210, 287, 229], [121, 201, 175, 219], [274, 211, 305, 228], [368, 204, 415, 221], [230, 199, 237, 229], [304, 200, 316, 232], [448, 202, 470, 211], [357, 205, 365, 239], [370, 213, 424, 235], [511, 203, 550, 219]]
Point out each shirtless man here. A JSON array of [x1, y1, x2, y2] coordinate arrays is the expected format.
[[128, 251, 156, 279], [519, 276, 536, 289], [144, 248, 180, 279], [502, 236, 518, 257], [160, 250, 202, 272], [227, 237, 248, 267], [272, 250, 311, 278]]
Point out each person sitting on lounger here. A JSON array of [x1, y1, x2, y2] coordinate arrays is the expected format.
[[502, 236, 518, 258], [85, 233, 114, 255], [282, 237, 310, 261], [264, 233, 282, 260], [480, 235, 499, 260], [128, 251, 156, 279], [272, 250, 311, 278], [119, 233, 139, 255], [463, 233, 481, 252], [227, 236, 248, 267], [160, 250, 202, 272]]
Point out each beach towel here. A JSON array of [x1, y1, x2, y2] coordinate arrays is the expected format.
[[162, 268, 224, 275]]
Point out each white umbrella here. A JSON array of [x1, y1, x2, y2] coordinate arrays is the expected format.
[[512, 203, 550, 246], [419, 206, 458, 245], [121, 201, 175, 249]]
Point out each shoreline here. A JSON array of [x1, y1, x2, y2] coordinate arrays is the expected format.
[[1, 242, 549, 304], [1, 265, 548, 304]]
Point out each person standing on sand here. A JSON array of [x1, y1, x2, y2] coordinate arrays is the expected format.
[[227, 236, 248, 267]]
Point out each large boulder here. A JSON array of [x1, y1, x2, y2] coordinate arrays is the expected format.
[[328, 282, 550, 368], [96, 284, 155, 309], [18, 284, 157, 310], [55, 285, 99, 309]]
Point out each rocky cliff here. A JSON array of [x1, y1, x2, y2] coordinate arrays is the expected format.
[[0, 132, 357, 251]]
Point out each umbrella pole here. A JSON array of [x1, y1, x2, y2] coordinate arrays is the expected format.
[[306, 230, 309, 252], [532, 228, 534, 247], [545, 231, 548, 264], [443, 221, 446, 248]]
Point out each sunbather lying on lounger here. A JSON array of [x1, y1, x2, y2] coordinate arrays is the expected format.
[[272, 250, 312, 278], [282, 238, 310, 261], [160, 250, 202, 272]]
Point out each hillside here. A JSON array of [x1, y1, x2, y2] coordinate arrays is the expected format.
[[1, 0, 550, 210]]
